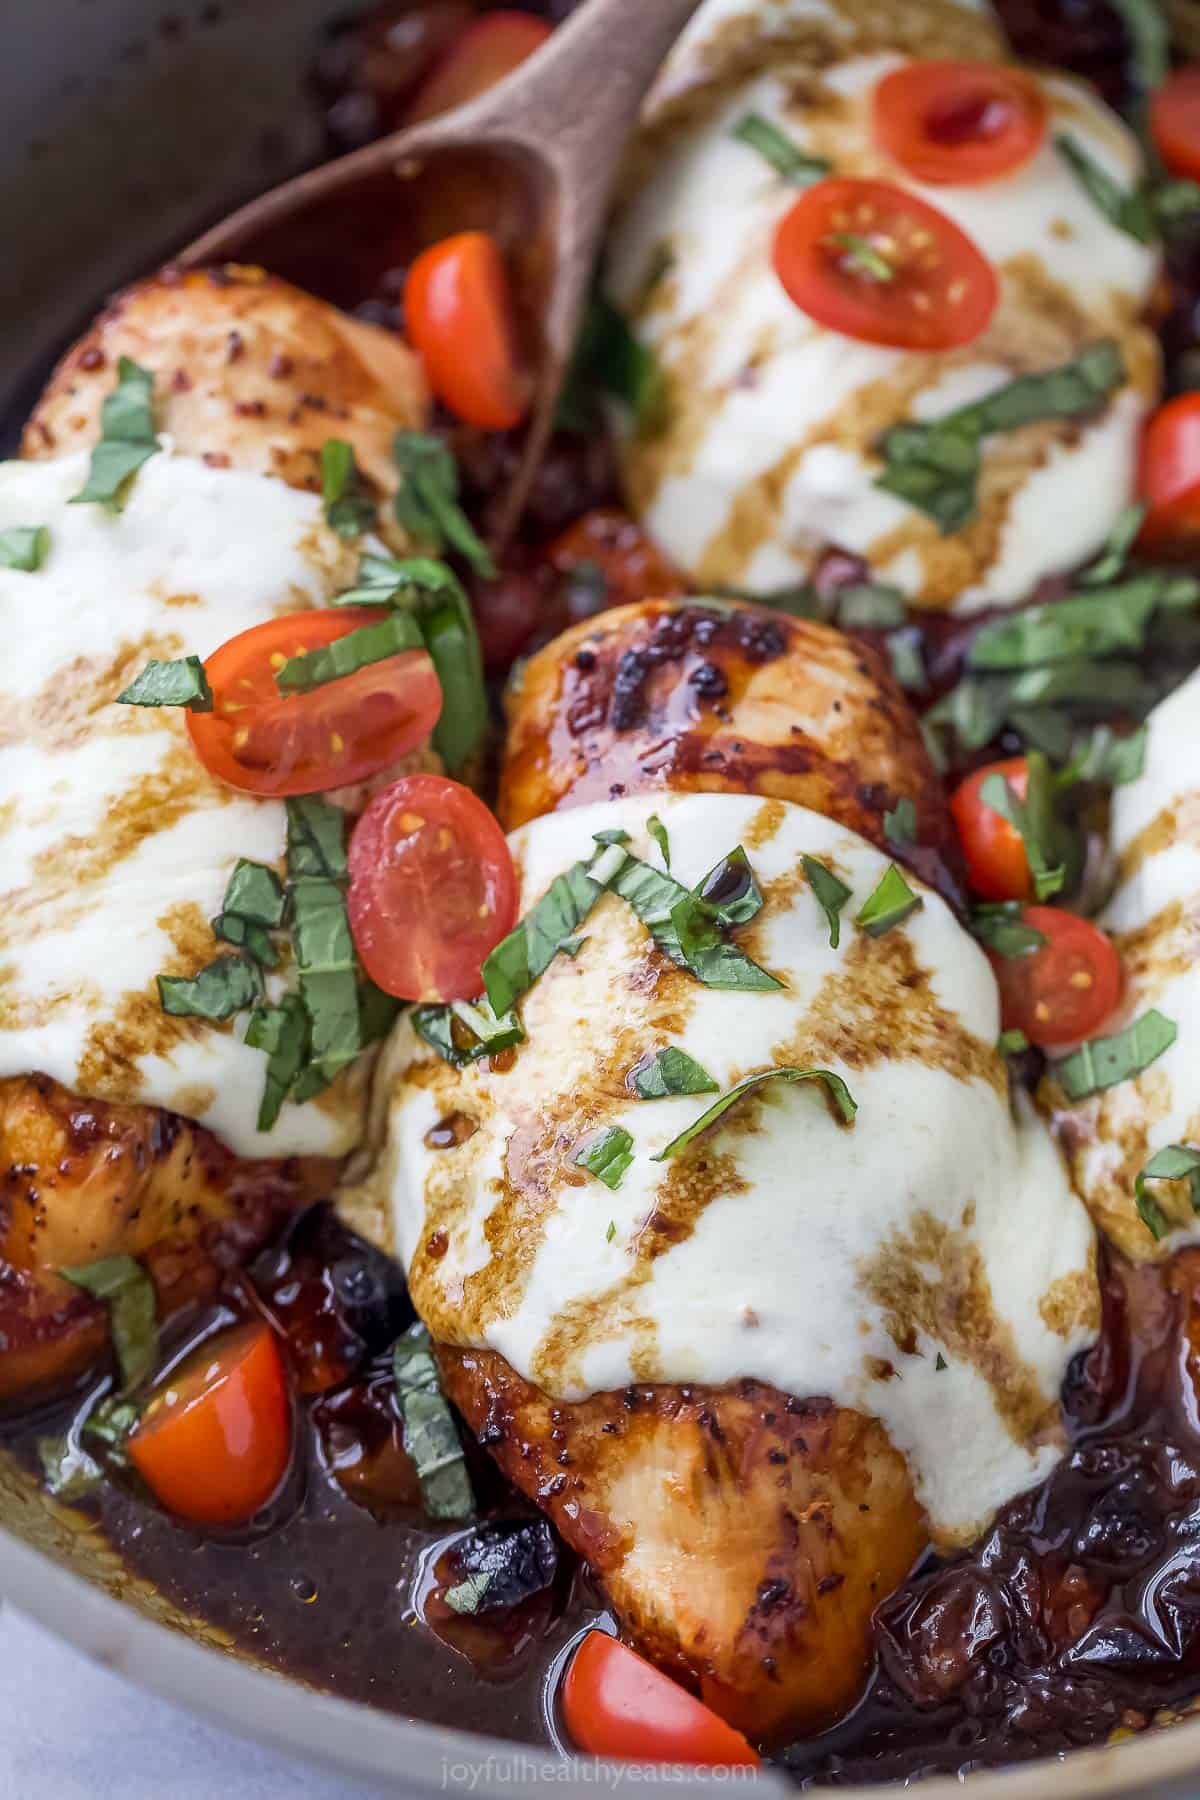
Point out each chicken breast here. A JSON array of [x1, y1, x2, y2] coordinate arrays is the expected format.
[[500, 598, 951, 867], [22, 263, 427, 506]]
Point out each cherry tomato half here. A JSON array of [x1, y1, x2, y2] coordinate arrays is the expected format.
[[549, 507, 685, 613], [128, 1321, 291, 1526], [772, 177, 998, 350], [562, 1633, 760, 1767], [1138, 393, 1200, 557], [991, 905, 1123, 1047], [347, 773, 518, 1002], [872, 59, 1046, 185], [1152, 65, 1200, 185], [404, 230, 531, 432], [187, 609, 442, 798], [405, 10, 552, 125], [950, 756, 1032, 902]]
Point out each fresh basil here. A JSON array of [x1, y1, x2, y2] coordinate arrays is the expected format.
[[830, 232, 896, 282], [71, 356, 160, 511], [652, 1065, 857, 1162], [482, 862, 603, 1018], [968, 572, 1197, 670], [1080, 504, 1147, 587], [61, 1255, 157, 1391], [628, 1046, 719, 1100], [213, 859, 286, 967], [970, 903, 1048, 959], [998, 1028, 1031, 1057], [442, 1519, 558, 1616], [647, 814, 671, 869], [856, 864, 923, 937], [573, 294, 665, 434], [731, 111, 829, 184], [558, 933, 587, 958], [601, 849, 781, 990], [0, 524, 49, 571], [884, 796, 916, 847], [693, 846, 763, 927], [117, 655, 213, 711], [1065, 722, 1147, 788], [286, 796, 361, 1092], [321, 438, 376, 538], [1135, 1144, 1200, 1241], [801, 854, 852, 949], [393, 1328, 475, 1520], [1054, 1007, 1177, 1100], [333, 552, 464, 611], [835, 582, 907, 630], [158, 953, 264, 1021], [1056, 133, 1156, 243], [885, 626, 927, 695], [245, 996, 310, 1132], [275, 610, 424, 694], [393, 432, 494, 578], [573, 1124, 635, 1189], [449, 997, 524, 1057], [360, 979, 403, 1047], [877, 342, 1125, 532], [978, 751, 1065, 901]]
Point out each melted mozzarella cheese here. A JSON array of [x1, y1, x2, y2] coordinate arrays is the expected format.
[[605, 0, 1160, 613], [1052, 670, 1200, 1259], [0, 448, 366, 1159], [364, 792, 1098, 1543]]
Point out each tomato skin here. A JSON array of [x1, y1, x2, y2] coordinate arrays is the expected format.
[[872, 59, 1046, 185], [187, 609, 442, 798], [549, 508, 685, 614], [348, 774, 518, 1002], [562, 1633, 760, 1767], [404, 231, 530, 432], [950, 757, 1032, 902], [991, 905, 1123, 1048], [129, 1322, 291, 1527], [405, 10, 552, 124], [1152, 66, 1200, 184], [1138, 393, 1200, 557], [772, 177, 997, 351]]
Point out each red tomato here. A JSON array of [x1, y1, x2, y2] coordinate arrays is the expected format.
[[187, 609, 441, 798], [347, 774, 518, 1001], [872, 59, 1047, 185], [404, 231, 531, 432], [129, 1322, 291, 1527], [549, 507, 685, 614], [772, 177, 997, 350], [562, 1633, 760, 1767], [949, 756, 1032, 902], [991, 905, 1123, 1047], [1138, 393, 1200, 557], [405, 10, 552, 124], [1152, 65, 1200, 184]]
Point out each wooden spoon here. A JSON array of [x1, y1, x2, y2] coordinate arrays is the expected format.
[[180, 0, 702, 541]]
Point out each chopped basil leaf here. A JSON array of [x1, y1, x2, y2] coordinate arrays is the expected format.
[[221, 859, 287, 927], [212, 913, 279, 966], [573, 1124, 635, 1189], [653, 1065, 857, 1162], [574, 294, 665, 434], [731, 111, 829, 184], [605, 1219, 617, 1243], [82, 1394, 141, 1461], [558, 933, 587, 958], [71, 357, 160, 511], [61, 1255, 157, 1391], [321, 438, 376, 538], [38, 1435, 102, 1501], [971, 904, 1048, 959], [286, 796, 360, 1089], [884, 795, 916, 847], [158, 953, 263, 1020], [1135, 1144, 1200, 1240], [856, 864, 923, 937], [1080, 503, 1147, 586], [393, 432, 494, 578], [628, 1046, 719, 1099], [885, 626, 927, 695], [451, 997, 524, 1055], [836, 582, 907, 630], [593, 828, 631, 847], [830, 232, 895, 282], [646, 814, 671, 868], [979, 751, 1065, 901], [877, 342, 1125, 532], [1054, 1007, 1177, 1100], [0, 524, 49, 571], [359, 979, 403, 1047], [413, 1000, 523, 1068], [481, 862, 603, 1018], [801, 854, 852, 949], [285, 790, 347, 879], [393, 1328, 475, 1520], [601, 849, 781, 991], [935, 1352, 949, 1372], [968, 572, 1193, 670], [443, 1519, 557, 1616], [694, 846, 763, 927], [117, 655, 213, 711], [333, 552, 464, 611], [1065, 722, 1147, 788], [275, 610, 424, 694], [245, 995, 310, 1132], [1055, 133, 1156, 243], [998, 1028, 1031, 1056]]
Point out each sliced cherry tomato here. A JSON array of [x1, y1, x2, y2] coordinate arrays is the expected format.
[[404, 231, 531, 432], [1138, 392, 1200, 557], [872, 59, 1046, 185], [562, 1633, 760, 1767], [187, 609, 441, 797], [128, 1321, 291, 1526], [991, 905, 1123, 1047], [549, 507, 685, 614], [950, 756, 1032, 902], [772, 177, 997, 350], [348, 773, 518, 1002], [1152, 65, 1200, 184], [405, 10, 552, 124]]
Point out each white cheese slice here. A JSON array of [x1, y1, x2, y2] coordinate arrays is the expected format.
[[368, 791, 1098, 1544], [0, 448, 366, 1160]]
